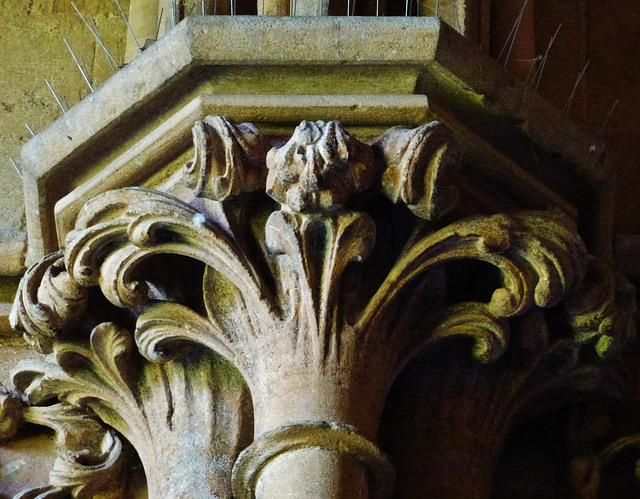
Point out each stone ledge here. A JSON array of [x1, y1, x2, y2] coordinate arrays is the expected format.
[[19, 16, 611, 264]]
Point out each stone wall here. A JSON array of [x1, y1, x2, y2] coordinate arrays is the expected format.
[[0, 0, 129, 229]]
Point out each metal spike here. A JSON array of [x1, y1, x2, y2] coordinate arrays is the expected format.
[[563, 60, 590, 114], [503, 0, 528, 68], [156, 8, 165, 41], [71, 2, 119, 70], [533, 24, 562, 92], [498, 0, 528, 64], [9, 158, 22, 179], [64, 38, 94, 92], [596, 99, 620, 139], [523, 55, 542, 93], [45, 79, 67, 114], [114, 0, 142, 49]]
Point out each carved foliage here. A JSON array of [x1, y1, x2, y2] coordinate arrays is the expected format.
[[266, 120, 375, 212], [184, 116, 268, 201], [559, 263, 639, 498], [64, 187, 266, 315], [357, 211, 589, 376], [564, 256, 637, 357], [264, 209, 376, 366], [9, 321, 252, 498], [373, 122, 460, 220], [10, 252, 88, 354], [0, 391, 23, 442], [7, 117, 634, 498], [0, 392, 125, 499], [379, 300, 632, 498], [377, 220, 634, 498]]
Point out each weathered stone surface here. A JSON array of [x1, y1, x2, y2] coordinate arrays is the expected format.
[[0, 230, 27, 276], [0, 2, 129, 231], [52, 93, 430, 250], [4, 116, 633, 496]]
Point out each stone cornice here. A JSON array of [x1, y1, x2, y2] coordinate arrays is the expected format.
[[20, 17, 611, 267]]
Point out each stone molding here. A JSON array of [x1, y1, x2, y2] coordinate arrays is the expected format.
[[19, 17, 612, 268]]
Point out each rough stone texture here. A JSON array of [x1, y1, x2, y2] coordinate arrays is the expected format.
[[0, 230, 27, 276], [0, 2, 636, 266], [0, 2, 637, 239], [0, 0, 129, 229]]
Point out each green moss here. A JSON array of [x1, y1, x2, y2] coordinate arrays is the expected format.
[[595, 334, 614, 358], [0, 276, 20, 303]]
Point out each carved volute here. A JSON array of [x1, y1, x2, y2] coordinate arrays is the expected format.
[[3, 112, 633, 498]]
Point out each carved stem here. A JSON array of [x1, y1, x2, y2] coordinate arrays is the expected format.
[[233, 421, 394, 499], [255, 449, 369, 498], [234, 372, 394, 498], [251, 373, 387, 438], [144, 457, 232, 499]]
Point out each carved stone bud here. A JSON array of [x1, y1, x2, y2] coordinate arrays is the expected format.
[[184, 115, 268, 201], [266, 120, 375, 212], [373, 122, 460, 220], [563, 256, 636, 357]]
